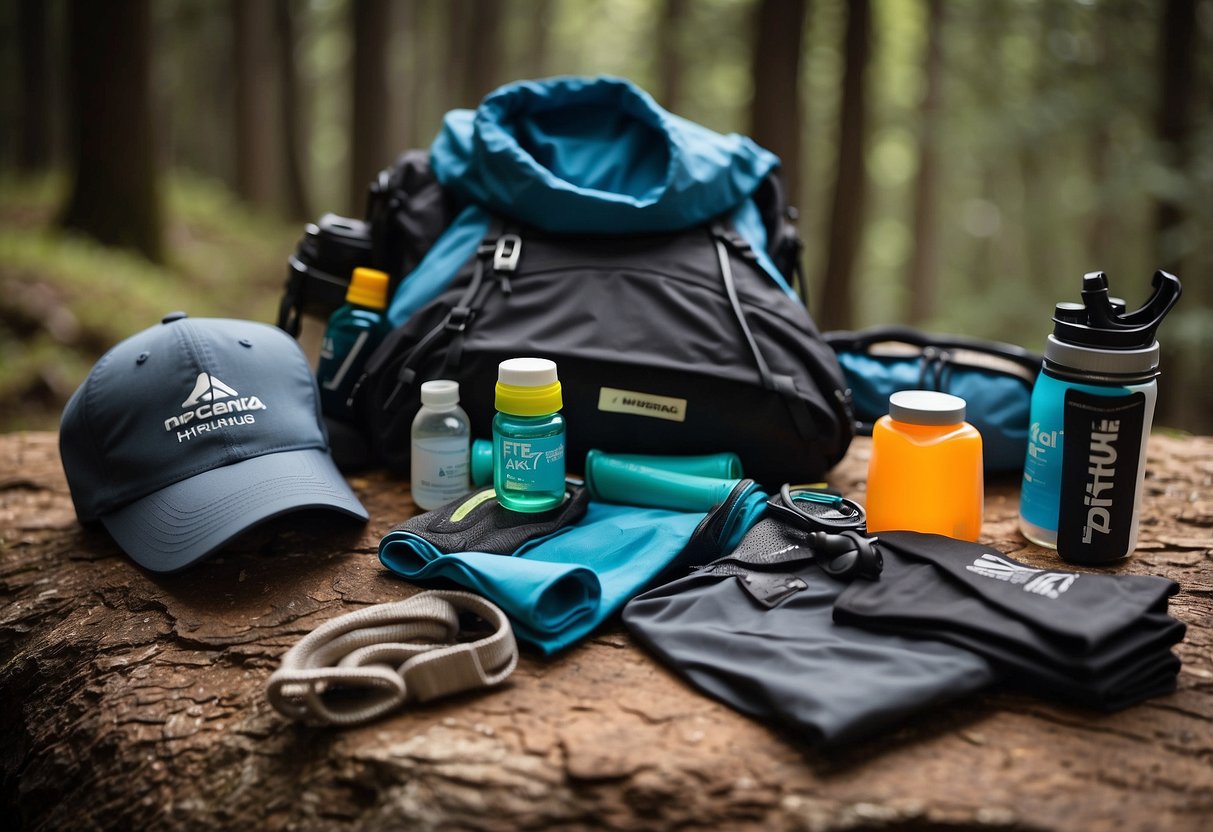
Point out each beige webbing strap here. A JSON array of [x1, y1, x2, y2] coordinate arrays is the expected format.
[[266, 590, 518, 726]]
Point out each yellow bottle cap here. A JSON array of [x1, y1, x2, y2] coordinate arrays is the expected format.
[[345, 267, 389, 310], [495, 357, 563, 416]]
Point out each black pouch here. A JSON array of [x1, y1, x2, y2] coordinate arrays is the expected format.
[[825, 325, 1041, 473]]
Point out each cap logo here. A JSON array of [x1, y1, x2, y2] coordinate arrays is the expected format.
[[182, 373, 239, 407], [165, 372, 267, 441]]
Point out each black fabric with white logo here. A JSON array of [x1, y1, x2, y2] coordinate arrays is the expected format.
[[1057, 389, 1147, 563], [833, 532, 1184, 710], [60, 314, 368, 573], [622, 518, 995, 747]]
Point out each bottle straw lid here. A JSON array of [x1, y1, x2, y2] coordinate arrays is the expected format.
[[1051, 270, 1181, 350]]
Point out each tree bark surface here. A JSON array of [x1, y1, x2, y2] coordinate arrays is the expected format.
[[2, 431, 1211, 831]]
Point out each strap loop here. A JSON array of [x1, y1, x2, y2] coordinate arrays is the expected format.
[[266, 590, 518, 727]]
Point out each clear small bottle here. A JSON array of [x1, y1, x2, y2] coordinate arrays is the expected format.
[[493, 358, 566, 513], [410, 380, 471, 511], [866, 390, 984, 541]]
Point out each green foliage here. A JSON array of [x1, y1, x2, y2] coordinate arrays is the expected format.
[[1, 0, 1209, 431], [0, 174, 296, 431]]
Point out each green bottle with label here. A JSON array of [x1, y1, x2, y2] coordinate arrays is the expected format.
[[317, 267, 391, 421], [492, 358, 566, 512]]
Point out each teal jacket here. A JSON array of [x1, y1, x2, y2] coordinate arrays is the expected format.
[[387, 76, 789, 326]]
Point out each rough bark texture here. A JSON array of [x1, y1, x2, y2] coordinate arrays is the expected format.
[[2, 431, 1211, 831]]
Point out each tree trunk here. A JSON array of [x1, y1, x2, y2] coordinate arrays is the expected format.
[[349, 0, 392, 215], [3, 430, 1212, 830], [463, 0, 504, 106], [520, 0, 553, 82], [656, 0, 689, 114], [17, 0, 51, 173], [1153, 0, 1201, 442], [232, 0, 278, 211], [388, 0, 420, 150], [905, 0, 944, 327], [749, 0, 808, 209], [59, 0, 163, 263], [276, 0, 311, 221], [817, 0, 870, 331], [444, 0, 471, 108], [1015, 0, 1067, 299], [1153, 0, 1196, 278], [1085, 11, 1116, 268]]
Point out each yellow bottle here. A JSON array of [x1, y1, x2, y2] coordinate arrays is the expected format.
[[865, 390, 983, 541]]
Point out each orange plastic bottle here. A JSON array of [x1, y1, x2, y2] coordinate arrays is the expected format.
[[865, 390, 984, 541]]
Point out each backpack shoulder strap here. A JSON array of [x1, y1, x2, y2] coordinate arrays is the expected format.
[[373, 218, 508, 413], [750, 172, 804, 291]]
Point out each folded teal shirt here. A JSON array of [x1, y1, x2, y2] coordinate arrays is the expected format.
[[379, 488, 767, 655]]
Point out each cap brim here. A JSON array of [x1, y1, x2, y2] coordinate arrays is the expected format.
[[100, 448, 369, 573]]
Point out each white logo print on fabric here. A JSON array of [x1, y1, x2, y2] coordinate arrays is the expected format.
[[165, 372, 267, 440], [182, 373, 239, 407], [965, 553, 1078, 600]]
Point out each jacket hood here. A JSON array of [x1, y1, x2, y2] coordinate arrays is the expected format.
[[429, 76, 779, 234]]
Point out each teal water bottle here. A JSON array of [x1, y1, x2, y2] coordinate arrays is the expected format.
[[316, 267, 391, 420], [493, 358, 566, 512], [1019, 270, 1181, 564]]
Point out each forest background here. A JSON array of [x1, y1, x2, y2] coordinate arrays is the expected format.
[[0, 0, 1210, 435]]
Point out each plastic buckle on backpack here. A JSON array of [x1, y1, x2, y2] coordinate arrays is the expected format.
[[445, 306, 472, 333], [493, 235, 522, 272]]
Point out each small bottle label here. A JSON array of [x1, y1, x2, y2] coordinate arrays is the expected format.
[[412, 436, 470, 508], [1056, 389, 1145, 562], [498, 434, 565, 493]]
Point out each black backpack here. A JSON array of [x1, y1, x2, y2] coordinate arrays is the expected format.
[[279, 86, 853, 487]]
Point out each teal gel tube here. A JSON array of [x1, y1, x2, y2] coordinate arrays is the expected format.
[[493, 358, 566, 513], [591, 451, 743, 480], [584, 450, 740, 513], [471, 444, 744, 489]]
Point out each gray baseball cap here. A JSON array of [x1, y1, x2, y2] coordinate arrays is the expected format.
[[60, 313, 369, 572]]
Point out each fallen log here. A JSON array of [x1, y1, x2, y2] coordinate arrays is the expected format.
[[2, 431, 1211, 831]]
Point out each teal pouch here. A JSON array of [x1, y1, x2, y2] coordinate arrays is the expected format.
[[826, 326, 1041, 473]]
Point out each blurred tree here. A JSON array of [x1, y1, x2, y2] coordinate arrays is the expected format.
[[445, 0, 470, 108], [17, 0, 51, 173], [388, 0, 421, 149], [350, 0, 391, 213], [1016, 0, 1067, 298], [1154, 0, 1203, 437], [749, 0, 808, 209], [1154, 0, 1196, 278], [60, 0, 162, 262], [519, 0, 553, 82], [464, 0, 504, 104], [906, 0, 943, 326], [818, 0, 870, 331], [277, 0, 311, 221], [657, 0, 688, 113], [232, 0, 277, 210], [1085, 8, 1118, 268]]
